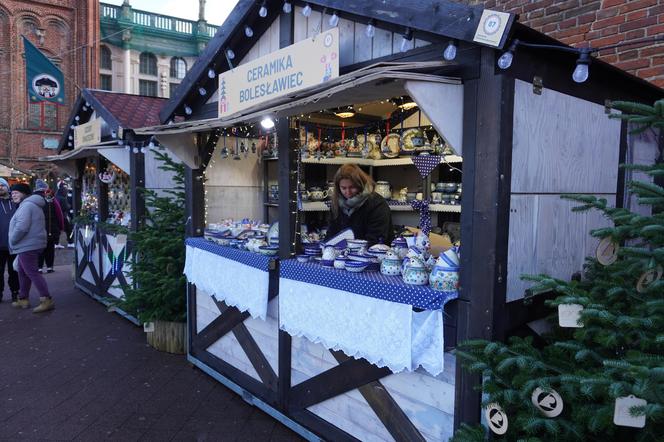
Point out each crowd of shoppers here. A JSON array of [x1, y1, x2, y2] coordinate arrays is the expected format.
[[0, 178, 69, 314]]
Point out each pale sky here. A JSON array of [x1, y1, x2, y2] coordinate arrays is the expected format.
[[103, 0, 239, 26]]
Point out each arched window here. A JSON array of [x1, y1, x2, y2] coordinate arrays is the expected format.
[[170, 57, 187, 79], [139, 52, 157, 76], [100, 45, 112, 70]]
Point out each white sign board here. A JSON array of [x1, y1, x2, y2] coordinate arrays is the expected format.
[[74, 119, 101, 148], [473, 9, 510, 48], [218, 28, 339, 118]]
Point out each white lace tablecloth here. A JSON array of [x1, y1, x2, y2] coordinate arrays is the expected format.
[[279, 277, 446, 375], [184, 245, 270, 320]]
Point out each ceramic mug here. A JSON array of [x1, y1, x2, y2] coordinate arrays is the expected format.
[[431, 191, 443, 203]]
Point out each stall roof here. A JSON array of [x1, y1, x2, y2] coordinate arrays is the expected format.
[[42, 141, 119, 162], [159, 0, 507, 124], [138, 62, 458, 136], [58, 89, 167, 154]]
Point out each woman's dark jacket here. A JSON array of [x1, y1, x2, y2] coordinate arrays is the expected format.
[[326, 192, 393, 246]]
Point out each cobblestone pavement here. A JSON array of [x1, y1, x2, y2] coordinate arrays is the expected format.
[[0, 252, 304, 441]]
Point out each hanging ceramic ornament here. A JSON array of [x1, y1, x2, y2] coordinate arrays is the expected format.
[[636, 265, 663, 293], [558, 303, 584, 328], [485, 403, 508, 435], [596, 236, 619, 266], [613, 395, 647, 428], [531, 387, 564, 418]]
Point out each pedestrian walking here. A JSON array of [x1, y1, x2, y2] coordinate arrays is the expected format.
[[0, 178, 19, 303], [9, 183, 54, 313], [34, 180, 64, 273], [55, 181, 73, 248]]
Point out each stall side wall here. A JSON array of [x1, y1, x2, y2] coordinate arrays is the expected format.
[[506, 80, 621, 301]]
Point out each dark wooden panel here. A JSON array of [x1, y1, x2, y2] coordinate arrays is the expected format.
[[331, 351, 425, 442], [187, 283, 198, 353], [615, 121, 628, 209], [96, 155, 109, 222], [130, 145, 146, 230], [193, 305, 251, 351], [290, 409, 360, 442], [289, 355, 391, 410], [233, 323, 278, 391]]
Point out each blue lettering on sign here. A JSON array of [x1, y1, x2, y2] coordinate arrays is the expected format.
[[247, 55, 294, 82], [239, 70, 305, 103]]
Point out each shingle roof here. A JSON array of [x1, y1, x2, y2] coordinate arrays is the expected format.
[[87, 90, 167, 129]]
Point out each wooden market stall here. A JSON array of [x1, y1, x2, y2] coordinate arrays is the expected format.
[[135, 1, 663, 440], [44, 89, 176, 316]]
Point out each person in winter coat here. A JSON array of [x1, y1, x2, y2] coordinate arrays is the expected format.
[[55, 181, 73, 248], [0, 178, 19, 303], [326, 164, 393, 247], [9, 183, 54, 313], [34, 180, 64, 273]]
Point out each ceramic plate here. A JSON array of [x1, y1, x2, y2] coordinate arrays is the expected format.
[[401, 128, 421, 152], [355, 135, 375, 152], [380, 133, 401, 158]]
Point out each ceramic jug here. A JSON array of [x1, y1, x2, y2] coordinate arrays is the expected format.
[[391, 237, 409, 260], [375, 181, 391, 199], [380, 249, 401, 276], [429, 248, 460, 292], [403, 256, 429, 285], [322, 244, 340, 261]]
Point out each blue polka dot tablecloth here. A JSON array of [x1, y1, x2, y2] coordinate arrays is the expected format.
[[185, 237, 275, 271], [279, 259, 457, 310]]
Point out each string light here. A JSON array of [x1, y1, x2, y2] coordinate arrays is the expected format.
[[207, 67, 216, 78], [302, 3, 312, 17], [400, 28, 413, 53], [184, 105, 193, 115], [443, 40, 458, 61], [328, 11, 339, 27], [282, 1, 292, 14], [244, 25, 254, 37], [497, 40, 518, 70], [573, 48, 591, 83], [365, 20, 375, 38], [259, 1, 268, 18], [199, 87, 207, 96], [226, 48, 235, 60]]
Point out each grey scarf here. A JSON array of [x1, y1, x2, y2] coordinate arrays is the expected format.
[[339, 189, 371, 217]]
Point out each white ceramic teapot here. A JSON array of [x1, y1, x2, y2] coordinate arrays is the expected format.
[[380, 249, 401, 276], [375, 181, 391, 199], [403, 256, 429, 285], [429, 248, 460, 292]]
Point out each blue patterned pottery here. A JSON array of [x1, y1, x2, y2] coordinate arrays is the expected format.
[[403, 257, 429, 285], [429, 248, 460, 292]]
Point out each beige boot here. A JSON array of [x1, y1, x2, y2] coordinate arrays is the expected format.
[[11, 298, 30, 309], [32, 297, 54, 313]]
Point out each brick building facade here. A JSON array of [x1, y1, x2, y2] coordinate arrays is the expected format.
[[463, 0, 664, 88], [0, 0, 99, 173]]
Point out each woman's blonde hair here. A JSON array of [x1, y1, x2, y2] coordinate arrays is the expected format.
[[330, 164, 374, 218]]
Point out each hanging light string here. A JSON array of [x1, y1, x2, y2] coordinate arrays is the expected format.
[[498, 35, 664, 83]]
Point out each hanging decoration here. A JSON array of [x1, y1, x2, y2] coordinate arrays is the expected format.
[[596, 237, 619, 266], [98, 168, 116, 184], [485, 403, 508, 435], [411, 155, 442, 179], [636, 265, 662, 293], [410, 199, 431, 236], [558, 303, 584, 328], [613, 395, 647, 428], [531, 387, 564, 418]]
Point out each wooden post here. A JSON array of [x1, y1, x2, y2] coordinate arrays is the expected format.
[[185, 133, 216, 237], [130, 141, 146, 231], [454, 47, 513, 428], [72, 158, 85, 218], [96, 154, 109, 222]]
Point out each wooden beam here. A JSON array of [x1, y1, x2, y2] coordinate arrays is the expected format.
[[95, 154, 109, 222], [233, 323, 278, 391], [129, 141, 145, 231], [289, 409, 359, 442], [193, 303, 251, 351]]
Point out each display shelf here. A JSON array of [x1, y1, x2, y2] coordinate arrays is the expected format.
[[262, 156, 279, 161], [300, 201, 461, 213], [301, 155, 462, 167]]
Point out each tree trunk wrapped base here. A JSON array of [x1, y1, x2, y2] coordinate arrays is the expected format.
[[146, 321, 186, 354]]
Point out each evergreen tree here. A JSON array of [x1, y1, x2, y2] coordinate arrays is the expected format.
[[116, 149, 187, 323], [452, 100, 664, 441]]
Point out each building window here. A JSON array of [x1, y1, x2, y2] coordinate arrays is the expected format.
[[100, 45, 112, 70], [139, 52, 157, 76], [169, 82, 179, 98], [170, 57, 186, 79], [28, 102, 58, 130], [100, 74, 112, 91], [139, 79, 158, 97]]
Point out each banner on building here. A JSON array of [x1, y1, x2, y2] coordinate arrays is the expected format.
[[218, 28, 339, 118], [23, 36, 65, 104]]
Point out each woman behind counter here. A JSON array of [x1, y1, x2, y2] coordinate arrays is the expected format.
[[326, 164, 393, 247]]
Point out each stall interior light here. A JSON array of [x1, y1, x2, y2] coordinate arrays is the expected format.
[[259, 1, 268, 17], [302, 3, 312, 17], [573, 48, 591, 83], [282, 1, 292, 14], [365, 20, 375, 38], [497, 39, 519, 70], [400, 28, 413, 53], [245, 25, 254, 37], [444, 40, 458, 61], [329, 11, 339, 27], [261, 117, 275, 129], [334, 106, 355, 118]]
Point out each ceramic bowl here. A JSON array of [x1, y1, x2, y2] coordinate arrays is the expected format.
[[296, 254, 311, 263], [258, 245, 279, 256], [333, 256, 348, 270], [345, 261, 368, 272], [347, 253, 378, 263]]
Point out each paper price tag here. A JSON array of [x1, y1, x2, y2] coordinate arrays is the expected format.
[[558, 304, 584, 328], [531, 387, 563, 418], [143, 322, 155, 333], [485, 403, 508, 435], [614, 395, 646, 428]]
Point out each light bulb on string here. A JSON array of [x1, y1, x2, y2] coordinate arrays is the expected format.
[[573, 49, 592, 83], [245, 25, 254, 37], [328, 11, 339, 27], [133, 147, 139, 154], [365, 20, 375, 38], [184, 105, 193, 115], [282, 1, 292, 13], [497, 40, 519, 70], [207, 68, 216, 78], [400, 28, 413, 53], [226, 48, 235, 60], [302, 3, 311, 17], [443, 40, 458, 61], [259, 1, 268, 17], [199, 87, 207, 96]]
